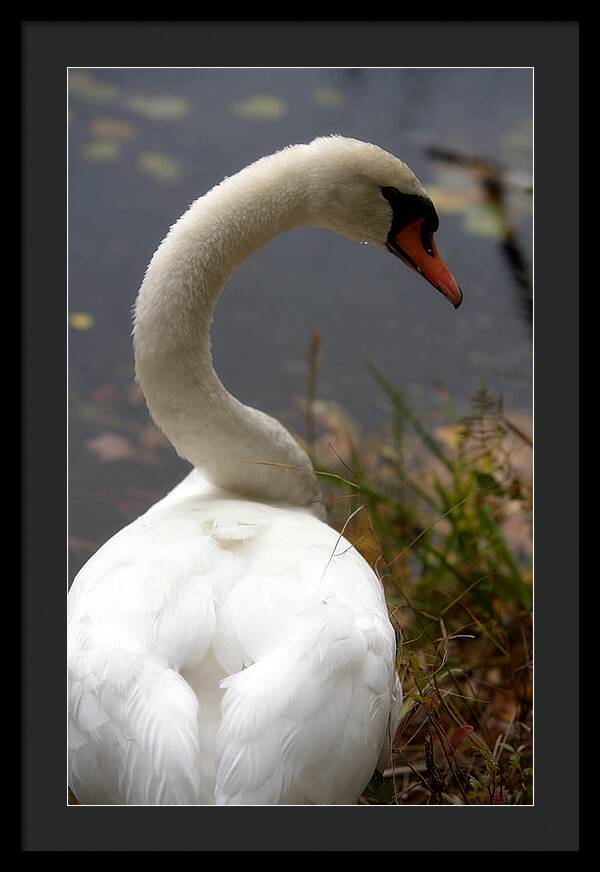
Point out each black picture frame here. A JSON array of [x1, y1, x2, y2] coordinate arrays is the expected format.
[[22, 20, 578, 852]]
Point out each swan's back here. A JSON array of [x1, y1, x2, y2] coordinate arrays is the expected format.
[[68, 471, 400, 804]]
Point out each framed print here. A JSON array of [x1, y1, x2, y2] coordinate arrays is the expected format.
[[22, 20, 578, 852]]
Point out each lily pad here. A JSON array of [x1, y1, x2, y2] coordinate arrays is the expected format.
[[231, 95, 288, 121], [81, 140, 121, 162], [90, 117, 136, 141], [69, 312, 95, 330], [126, 95, 190, 120], [69, 72, 118, 104], [464, 204, 506, 240], [86, 432, 138, 463], [312, 86, 345, 107], [427, 185, 474, 214], [138, 152, 182, 184]]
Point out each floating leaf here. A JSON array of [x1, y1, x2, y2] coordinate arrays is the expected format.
[[231, 95, 288, 121], [91, 384, 117, 403], [464, 204, 506, 240], [427, 185, 473, 214], [86, 432, 138, 463], [90, 117, 136, 141], [126, 95, 190, 120], [69, 72, 118, 104], [81, 140, 121, 162], [312, 86, 345, 107], [69, 312, 95, 330], [138, 152, 182, 184], [431, 164, 481, 192]]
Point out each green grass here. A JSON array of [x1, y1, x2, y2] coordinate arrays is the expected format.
[[305, 358, 533, 805]]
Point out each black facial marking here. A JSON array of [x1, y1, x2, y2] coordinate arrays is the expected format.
[[381, 187, 439, 255]]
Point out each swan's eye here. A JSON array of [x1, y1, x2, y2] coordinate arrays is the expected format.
[[381, 186, 400, 203], [421, 226, 435, 256]]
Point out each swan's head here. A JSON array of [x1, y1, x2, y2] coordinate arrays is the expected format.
[[306, 136, 463, 308]]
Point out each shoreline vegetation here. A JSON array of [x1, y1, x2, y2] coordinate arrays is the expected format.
[[303, 336, 532, 805]]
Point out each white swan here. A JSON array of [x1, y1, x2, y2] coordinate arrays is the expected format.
[[68, 135, 462, 805]]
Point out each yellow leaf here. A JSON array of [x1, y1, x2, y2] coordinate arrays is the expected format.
[[231, 95, 287, 121], [90, 117, 136, 141], [126, 95, 190, 120], [69, 72, 118, 104], [86, 432, 137, 463], [464, 205, 506, 240], [81, 140, 121, 162], [69, 313, 95, 330], [138, 152, 182, 184], [427, 185, 474, 214], [312, 86, 345, 107]]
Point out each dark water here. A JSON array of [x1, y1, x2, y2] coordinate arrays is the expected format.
[[68, 67, 533, 581]]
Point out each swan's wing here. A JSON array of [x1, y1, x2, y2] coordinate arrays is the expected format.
[[68, 494, 277, 805], [68, 505, 239, 805], [68, 541, 217, 804], [69, 658, 202, 805], [214, 595, 396, 805]]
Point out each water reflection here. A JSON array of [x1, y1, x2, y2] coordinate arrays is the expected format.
[[426, 146, 532, 326]]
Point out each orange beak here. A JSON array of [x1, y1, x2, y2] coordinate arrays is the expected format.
[[387, 218, 463, 309]]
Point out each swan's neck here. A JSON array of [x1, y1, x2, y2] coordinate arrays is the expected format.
[[133, 145, 322, 507]]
